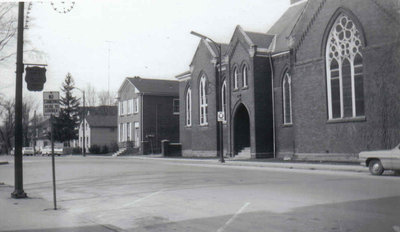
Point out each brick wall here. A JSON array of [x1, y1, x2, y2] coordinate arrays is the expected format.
[[143, 95, 179, 153], [276, 0, 400, 157]]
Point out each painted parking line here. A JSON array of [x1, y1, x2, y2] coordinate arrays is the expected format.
[[123, 189, 164, 208], [393, 225, 400, 232], [217, 202, 251, 232]]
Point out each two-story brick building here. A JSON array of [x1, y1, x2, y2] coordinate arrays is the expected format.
[[117, 76, 179, 154], [178, 0, 400, 160]]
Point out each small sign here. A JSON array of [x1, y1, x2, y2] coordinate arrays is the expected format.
[[43, 91, 60, 117], [25, 66, 46, 91], [217, 111, 225, 122]]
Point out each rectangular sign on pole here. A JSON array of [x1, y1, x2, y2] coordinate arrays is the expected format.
[[43, 91, 60, 117], [217, 111, 225, 122]]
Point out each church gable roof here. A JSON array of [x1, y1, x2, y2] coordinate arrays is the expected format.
[[267, 0, 308, 53], [190, 39, 228, 66], [225, 25, 274, 57], [245, 31, 275, 49]]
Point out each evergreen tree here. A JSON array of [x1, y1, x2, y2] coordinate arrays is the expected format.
[[54, 73, 80, 146]]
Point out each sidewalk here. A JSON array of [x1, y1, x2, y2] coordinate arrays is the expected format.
[[117, 155, 367, 173], [0, 184, 117, 232]]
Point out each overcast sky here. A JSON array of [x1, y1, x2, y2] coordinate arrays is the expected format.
[[0, 0, 289, 112]]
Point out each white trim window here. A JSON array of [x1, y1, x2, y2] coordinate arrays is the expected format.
[[242, 65, 248, 88], [119, 101, 124, 116], [221, 81, 227, 122], [123, 122, 127, 141], [282, 72, 292, 125], [186, 88, 192, 126], [127, 99, 132, 114], [126, 122, 131, 141], [134, 122, 140, 147], [199, 75, 208, 125], [131, 99, 134, 114], [120, 123, 124, 142], [233, 67, 238, 90], [135, 98, 139, 113], [326, 14, 364, 119]]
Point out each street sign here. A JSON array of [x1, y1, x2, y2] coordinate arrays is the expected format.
[[25, 66, 46, 91], [217, 111, 225, 122], [43, 91, 60, 117]]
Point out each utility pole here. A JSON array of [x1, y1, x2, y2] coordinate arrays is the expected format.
[[105, 41, 113, 105], [82, 90, 86, 156], [11, 2, 27, 199]]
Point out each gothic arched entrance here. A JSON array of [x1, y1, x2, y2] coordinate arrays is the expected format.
[[233, 104, 250, 155]]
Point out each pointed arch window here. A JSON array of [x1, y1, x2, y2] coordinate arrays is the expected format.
[[199, 76, 208, 125], [233, 67, 238, 90], [282, 72, 292, 125], [326, 14, 364, 119], [242, 65, 248, 88], [221, 81, 227, 122], [186, 87, 192, 126]]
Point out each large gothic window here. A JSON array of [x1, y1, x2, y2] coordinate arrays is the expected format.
[[282, 72, 292, 124], [326, 14, 364, 119], [199, 76, 208, 125], [221, 81, 227, 122], [186, 87, 192, 126]]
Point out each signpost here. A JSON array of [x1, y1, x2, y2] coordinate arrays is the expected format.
[[43, 91, 60, 210]]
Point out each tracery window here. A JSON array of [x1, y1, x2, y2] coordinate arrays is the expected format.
[[199, 76, 208, 125], [186, 88, 192, 126], [326, 14, 364, 119], [282, 72, 292, 124]]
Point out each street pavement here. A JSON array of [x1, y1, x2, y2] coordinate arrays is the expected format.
[[0, 155, 400, 232]]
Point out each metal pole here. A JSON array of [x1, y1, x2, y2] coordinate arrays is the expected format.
[[190, 31, 224, 162], [33, 110, 37, 155], [11, 2, 27, 199], [82, 90, 86, 156], [217, 44, 225, 163], [51, 114, 57, 210]]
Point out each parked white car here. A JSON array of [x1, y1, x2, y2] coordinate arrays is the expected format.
[[359, 144, 400, 175], [22, 147, 35, 156], [42, 146, 63, 156]]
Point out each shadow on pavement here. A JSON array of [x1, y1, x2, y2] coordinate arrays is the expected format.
[[128, 196, 400, 232], [1, 225, 119, 232]]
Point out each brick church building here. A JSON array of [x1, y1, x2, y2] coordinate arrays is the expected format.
[[177, 0, 400, 160]]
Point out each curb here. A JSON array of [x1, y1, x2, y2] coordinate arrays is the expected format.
[[115, 156, 367, 173], [0, 161, 9, 165]]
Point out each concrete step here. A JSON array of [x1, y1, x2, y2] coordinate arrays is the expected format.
[[234, 147, 251, 159], [112, 148, 127, 157]]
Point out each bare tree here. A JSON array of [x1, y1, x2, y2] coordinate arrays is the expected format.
[[98, 90, 116, 106], [0, 3, 17, 63], [0, 95, 39, 154], [85, 84, 98, 107], [0, 98, 15, 154]]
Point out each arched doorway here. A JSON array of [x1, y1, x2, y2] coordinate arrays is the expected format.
[[233, 104, 250, 155]]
